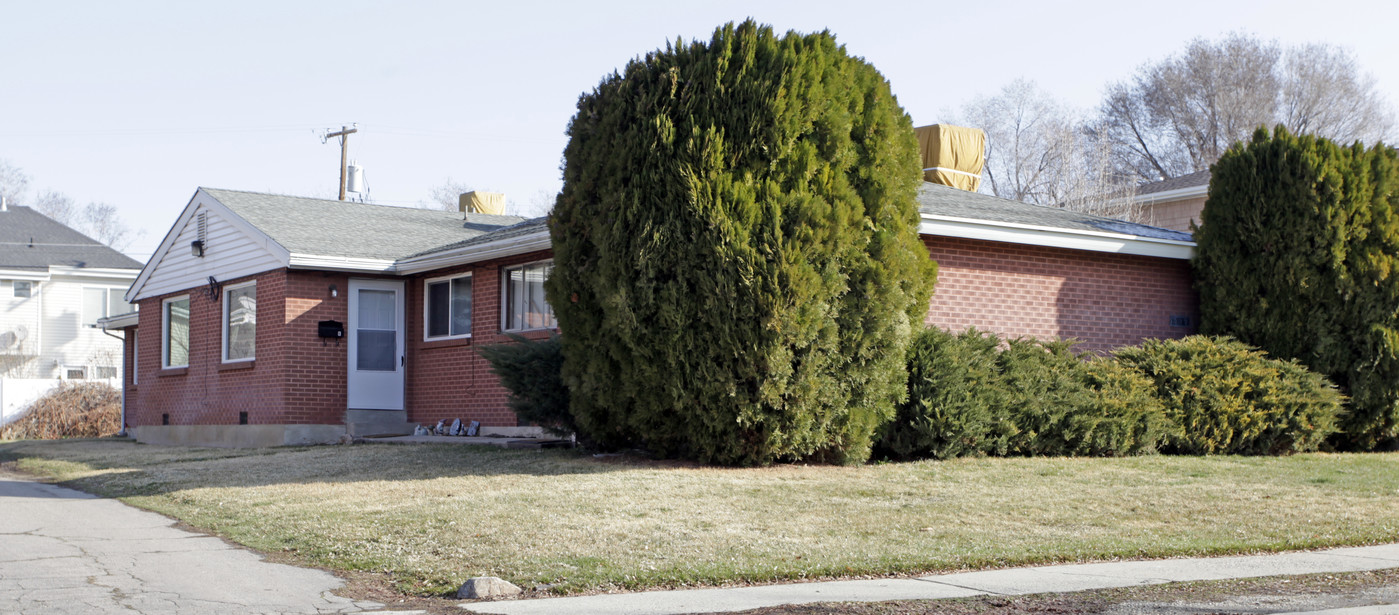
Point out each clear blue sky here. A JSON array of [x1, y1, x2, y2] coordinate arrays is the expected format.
[[4, 0, 1397, 262]]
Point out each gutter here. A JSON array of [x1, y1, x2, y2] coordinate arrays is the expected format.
[[919, 213, 1196, 260], [1119, 184, 1208, 207]]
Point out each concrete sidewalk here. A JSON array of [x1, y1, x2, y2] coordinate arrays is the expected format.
[[0, 470, 387, 615], [461, 544, 1399, 615]]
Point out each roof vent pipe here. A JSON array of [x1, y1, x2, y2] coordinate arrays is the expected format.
[[1, 195, 7, 212]]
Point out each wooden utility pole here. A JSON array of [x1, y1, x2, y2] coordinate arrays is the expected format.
[[323, 126, 358, 201]]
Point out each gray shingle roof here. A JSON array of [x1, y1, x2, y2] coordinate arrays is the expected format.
[[201, 188, 527, 261], [409, 217, 549, 258], [1136, 170, 1211, 195], [917, 182, 1193, 243], [0, 205, 143, 270]]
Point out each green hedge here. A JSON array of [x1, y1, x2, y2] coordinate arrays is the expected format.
[[1114, 336, 1343, 455], [877, 328, 1170, 460]]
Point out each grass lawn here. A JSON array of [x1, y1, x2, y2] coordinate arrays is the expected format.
[[1, 439, 1396, 597]]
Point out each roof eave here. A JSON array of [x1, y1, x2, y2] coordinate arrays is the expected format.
[[99, 311, 140, 331], [395, 230, 552, 275], [286, 253, 399, 273], [919, 214, 1196, 260], [1127, 184, 1209, 206]]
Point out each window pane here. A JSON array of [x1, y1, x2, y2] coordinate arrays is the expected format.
[[108, 290, 132, 316], [84, 288, 106, 326], [13, 281, 31, 298], [226, 285, 256, 361], [507, 268, 525, 330], [358, 289, 395, 330], [166, 299, 189, 367], [504, 264, 553, 331], [357, 330, 396, 371], [427, 281, 449, 337], [450, 277, 472, 336]]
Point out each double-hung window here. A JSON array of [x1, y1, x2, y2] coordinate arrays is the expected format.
[[502, 261, 555, 331], [13, 280, 32, 298], [424, 274, 472, 340], [222, 281, 256, 362], [163, 296, 190, 369]]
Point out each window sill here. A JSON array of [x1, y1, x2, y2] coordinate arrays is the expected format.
[[501, 328, 558, 340], [421, 337, 473, 350], [218, 360, 255, 372], [159, 367, 189, 377]]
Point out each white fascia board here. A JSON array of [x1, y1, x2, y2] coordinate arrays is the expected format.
[[99, 311, 140, 330], [127, 188, 293, 302], [394, 231, 552, 275], [1127, 184, 1208, 206], [919, 215, 1196, 260], [0, 269, 52, 281], [286, 253, 398, 273], [47, 266, 140, 281]]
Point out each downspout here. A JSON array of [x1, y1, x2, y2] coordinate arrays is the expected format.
[[101, 328, 127, 437]]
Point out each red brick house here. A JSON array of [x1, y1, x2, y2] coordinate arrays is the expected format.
[[105, 183, 1197, 447]]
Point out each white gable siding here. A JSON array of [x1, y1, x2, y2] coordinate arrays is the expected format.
[[136, 204, 283, 300]]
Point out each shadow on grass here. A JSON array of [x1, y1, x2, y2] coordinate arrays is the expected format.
[[0, 437, 658, 497]]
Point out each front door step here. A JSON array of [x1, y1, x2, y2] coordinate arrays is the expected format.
[[345, 409, 414, 437]]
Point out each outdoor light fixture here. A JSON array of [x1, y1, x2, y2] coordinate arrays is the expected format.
[[191, 240, 205, 257], [329, 284, 338, 298]]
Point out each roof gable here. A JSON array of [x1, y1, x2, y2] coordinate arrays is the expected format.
[[0, 205, 142, 270]]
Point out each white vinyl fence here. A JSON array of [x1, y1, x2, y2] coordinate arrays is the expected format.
[[0, 378, 120, 427]]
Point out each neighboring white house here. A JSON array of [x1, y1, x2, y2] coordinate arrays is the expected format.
[[0, 201, 142, 380]]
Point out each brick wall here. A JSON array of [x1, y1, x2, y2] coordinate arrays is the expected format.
[[124, 238, 1197, 433], [129, 270, 287, 427], [923, 236, 1198, 353], [404, 250, 554, 427]]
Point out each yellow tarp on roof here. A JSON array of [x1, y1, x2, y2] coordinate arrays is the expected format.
[[915, 124, 985, 192], [459, 191, 505, 215]]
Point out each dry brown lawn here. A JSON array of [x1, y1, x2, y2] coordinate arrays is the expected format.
[[0, 439, 1395, 597]]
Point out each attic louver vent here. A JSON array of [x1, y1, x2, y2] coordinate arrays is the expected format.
[[197, 212, 207, 244]]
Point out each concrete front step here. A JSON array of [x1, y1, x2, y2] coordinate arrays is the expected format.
[[345, 409, 415, 437]]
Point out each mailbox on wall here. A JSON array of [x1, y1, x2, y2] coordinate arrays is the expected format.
[[318, 320, 344, 338]]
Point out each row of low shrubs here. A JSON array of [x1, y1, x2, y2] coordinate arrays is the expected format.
[[878, 329, 1343, 459], [480, 330, 1345, 460]]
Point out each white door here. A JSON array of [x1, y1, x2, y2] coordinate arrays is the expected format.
[[347, 279, 405, 410]]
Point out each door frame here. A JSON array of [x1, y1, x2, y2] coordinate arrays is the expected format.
[[346, 278, 406, 410]]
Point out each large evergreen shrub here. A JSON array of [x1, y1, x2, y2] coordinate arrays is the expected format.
[[547, 20, 936, 465], [1194, 127, 1399, 449], [1114, 336, 1343, 455]]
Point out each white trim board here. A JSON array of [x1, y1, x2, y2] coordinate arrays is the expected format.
[[919, 214, 1196, 260]]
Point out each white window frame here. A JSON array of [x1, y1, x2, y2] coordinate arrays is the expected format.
[[222, 281, 256, 363], [82, 287, 134, 327], [500, 259, 556, 332], [13, 280, 32, 298], [162, 295, 190, 369], [422, 273, 473, 341]]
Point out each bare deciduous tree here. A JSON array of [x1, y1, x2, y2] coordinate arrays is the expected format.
[[31, 190, 76, 226], [949, 79, 1140, 219], [1096, 33, 1396, 182], [0, 159, 30, 206], [424, 178, 473, 211], [1282, 43, 1395, 144], [82, 202, 134, 251]]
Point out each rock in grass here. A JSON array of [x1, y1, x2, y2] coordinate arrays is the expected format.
[[457, 576, 522, 599]]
